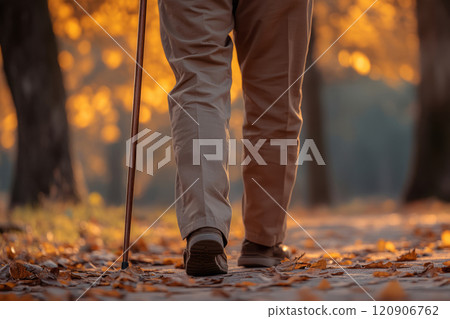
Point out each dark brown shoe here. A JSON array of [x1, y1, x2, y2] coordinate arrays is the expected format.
[[183, 227, 228, 276], [237, 239, 291, 267]]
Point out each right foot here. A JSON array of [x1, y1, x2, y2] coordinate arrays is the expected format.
[[237, 239, 291, 267], [183, 227, 228, 276]]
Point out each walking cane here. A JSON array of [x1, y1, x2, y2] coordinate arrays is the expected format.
[[121, 0, 148, 270]]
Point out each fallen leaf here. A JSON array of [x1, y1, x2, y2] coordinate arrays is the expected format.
[[40, 260, 58, 269], [373, 271, 393, 278], [96, 280, 111, 287], [323, 252, 341, 259], [415, 263, 441, 278], [298, 288, 320, 301], [38, 268, 58, 281], [235, 281, 257, 288], [70, 272, 83, 279], [0, 282, 16, 291], [310, 259, 327, 270], [397, 249, 417, 261], [162, 258, 176, 265], [364, 261, 393, 269], [161, 277, 194, 287], [9, 262, 34, 280], [386, 241, 397, 252], [377, 239, 396, 252], [41, 242, 58, 255], [377, 280, 408, 301], [348, 264, 363, 269], [56, 257, 70, 268], [57, 278, 71, 286], [211, 289, 230, 298], [443, 261, 450, 266], [277, 255, 308, 271], [294, 263, 310, 270], [317, 279, 332, 290], [441, 230, 450, 248], [198, 277, 224, 285], [398, 272, 415, 277], [116, 272, 138, 283], [87, 288, 122, 299]]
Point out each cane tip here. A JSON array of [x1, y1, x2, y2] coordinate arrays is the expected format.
[[121, 261, 129, 270]]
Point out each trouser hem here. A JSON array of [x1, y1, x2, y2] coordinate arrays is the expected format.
[[245, 229, 285, 247], [180, 217, 230, 247]]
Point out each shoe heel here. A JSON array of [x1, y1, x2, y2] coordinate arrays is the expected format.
[[185, 236, 228, 276]]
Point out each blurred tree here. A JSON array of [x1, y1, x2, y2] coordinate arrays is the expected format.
[[0, 0, 423, 204], [302, 20, 331, 206], [0, 0, 79, 207], [404, 0, 450, 202]]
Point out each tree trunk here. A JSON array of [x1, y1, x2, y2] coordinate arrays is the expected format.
[[302, 21, 331, 206], [404, 0, 450, 202], [0, 0, 79, 207]]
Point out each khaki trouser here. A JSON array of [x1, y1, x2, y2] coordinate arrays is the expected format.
[[159, 0, 312, 247]]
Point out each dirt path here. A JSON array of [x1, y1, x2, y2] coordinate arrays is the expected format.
[[1, 209, 450, 301]]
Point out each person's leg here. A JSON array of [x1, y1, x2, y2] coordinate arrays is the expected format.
[[159, 0, 234, 242], [234, 0, 313, 253], [158, 0, 234, 274]]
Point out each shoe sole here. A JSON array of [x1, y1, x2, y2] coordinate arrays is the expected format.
[[237, 255, 282, 268], [185, 234, 228, 276]]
